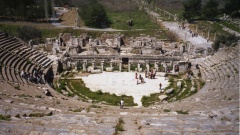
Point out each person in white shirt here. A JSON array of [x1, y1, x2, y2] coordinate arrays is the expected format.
[[120, 99, 124, 109]]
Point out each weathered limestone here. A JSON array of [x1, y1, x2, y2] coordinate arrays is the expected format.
[[92, 61, 95, 70], [146, 62, 150, 72], [154, 62, 158, 71], [82, 62, 86, 71], [101, 61, 104, 71], [137, 63, 141, 72], [128, 63, 131, 72], [119, 61, 122, 72], [158, 95, 168, 101]]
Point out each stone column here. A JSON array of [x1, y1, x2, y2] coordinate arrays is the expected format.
[[137, 63, 141, 72], [162, 62, 167, 72], [188, 43, 192, 52], [92, 61, 95, 70], [110, 61, 113, 69], [82, 61, 86, 72], [128, 62, 131, 72], [67, 61, 71, 70], [173, 64, 176, 73], [101, 61, 104, 72], [154, 62, 158, 71], [146, 62, 149, 72], [119, 61, 122, 72]]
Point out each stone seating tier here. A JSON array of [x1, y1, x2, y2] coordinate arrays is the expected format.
[[0, 32, 53, 86]]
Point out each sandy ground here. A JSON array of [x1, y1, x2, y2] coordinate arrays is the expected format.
[[79, 72, 169, 106]]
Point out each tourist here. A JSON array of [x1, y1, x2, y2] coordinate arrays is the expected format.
[[135, 73, 138, 79], [45, 89, 52, 97], [145, 70, 147, 78], [139, 74, 142, 80], [153, 68, 157, 78], [188, 62, 192, 69], [120, 99, 124, 109], [164, 74, 167, 80], [137, 79, 140, 85], [196, 64, 199, 70], [141, 78, 145, 83], [159, 83, 162, 90], [20, 70, 25, 78]]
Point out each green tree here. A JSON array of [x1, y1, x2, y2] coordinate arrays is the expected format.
[[223, 0, 240, 18], [202, 0, 219, 19], [79, 0, 111, 28], [213, 34, 239, 51], [182, 0, 202, 21], [18, 26, 42, 42]]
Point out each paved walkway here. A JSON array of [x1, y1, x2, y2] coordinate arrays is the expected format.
[[162, 22, 212, 49]]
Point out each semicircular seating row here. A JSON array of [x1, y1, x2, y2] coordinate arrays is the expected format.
[[195, 45, 239, 101], [0, 31, 53, 86]]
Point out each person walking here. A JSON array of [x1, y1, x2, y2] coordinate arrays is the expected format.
[[120, 99, 124, 109], [159, 83, 162, 90]]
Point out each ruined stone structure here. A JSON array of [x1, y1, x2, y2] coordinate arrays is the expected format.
[[49, 33, 214, 74]]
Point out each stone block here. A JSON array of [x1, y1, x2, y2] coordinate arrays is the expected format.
[[120, 112, 128, 115], [4, 99, 13, 103], [91, 69, 101, 74], [165, 88, 174, 94], [19, 103, 28, 106], [106, 67, 113, 72], [159, 95, 168, 101], [177, 81, 182, 88]]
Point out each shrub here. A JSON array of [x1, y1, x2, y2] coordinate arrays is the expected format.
[[163, 109, 171, 112], [114, 118, 125, 134], [28, 113, 45, 117], [0, 114, 11, 121], [15, 114, 21, 118], [176, 110, 189, 114], [71, 108, 84, 112], [14, 85, 21, 90], [89, 105, 101, 108]]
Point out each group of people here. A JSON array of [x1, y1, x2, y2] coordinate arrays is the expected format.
[[145, 68, 157, 79], [20, 67, 44, 84]]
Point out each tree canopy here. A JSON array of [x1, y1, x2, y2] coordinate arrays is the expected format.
[[0, 0, 52, 19], [79, 0, 111, 28], [182, 0, 202, 21], [182, 0, 240, 21], [223, 0, 240, 18], [202, 0, 219, 19]]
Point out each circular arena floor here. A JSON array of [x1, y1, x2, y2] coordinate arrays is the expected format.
[[80, 72, 169, 106]]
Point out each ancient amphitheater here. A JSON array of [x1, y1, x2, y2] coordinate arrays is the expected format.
[[0, 23, 239, 135]]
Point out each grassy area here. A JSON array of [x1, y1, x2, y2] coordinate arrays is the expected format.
[[0, 23, 167, 40], [55, 78, 136, 106], [107, 10, 159, 30], [141, 93, 161, 107], [141, 73, 204, 107], [218, 21, 240, 33]]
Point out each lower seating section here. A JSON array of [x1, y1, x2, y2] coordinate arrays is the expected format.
[[0, 31, 53, 86]]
